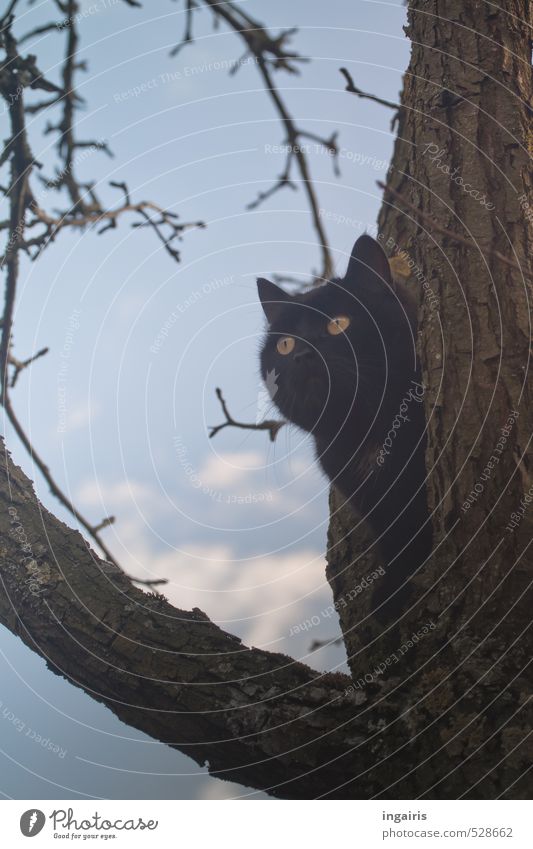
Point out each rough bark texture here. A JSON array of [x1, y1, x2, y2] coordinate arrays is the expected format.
[[0, 438, 453, 800], [0, 0, 532, 800], [325, 0, 532, 798]]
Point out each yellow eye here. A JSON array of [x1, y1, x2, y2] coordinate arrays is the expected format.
[[327, 315, 350, 335], [276, 336, 295, 355]]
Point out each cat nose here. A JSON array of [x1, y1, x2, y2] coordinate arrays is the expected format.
[[293, 345, 314, 362]]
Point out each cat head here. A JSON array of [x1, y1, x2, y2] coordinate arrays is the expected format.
[[257, 235, 416, 438]]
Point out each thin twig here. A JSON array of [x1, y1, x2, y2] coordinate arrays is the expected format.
[[309, 636, 343, 651], [246, 150, 296, 210], [9, 346, 49, 388], [0, 0, 20, 28], [170, 0, 197, 56], [0, 36, 126, 567], [340, 67, 399, 110], [33, 0, 205, 256], [18, 22, 62, 44], [131, 577, 168, 586], [340, 67, 400, 132], [6, 398, 165, 590], [209, 388, 285, 442], [0, 27, 35, 401], [0, 16, 198, 579], [10, 191, 204, 263], [3, 392, 126, 570]]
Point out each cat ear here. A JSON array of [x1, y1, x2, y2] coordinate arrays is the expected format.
[[343, 234, 392, 299], [257, 278, 290, 324]]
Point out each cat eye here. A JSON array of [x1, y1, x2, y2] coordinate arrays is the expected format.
[[276, 336, 295, 355], [327, 315, 351, 335]]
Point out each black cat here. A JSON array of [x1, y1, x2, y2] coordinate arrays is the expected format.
[[257, 235, 432, 622]]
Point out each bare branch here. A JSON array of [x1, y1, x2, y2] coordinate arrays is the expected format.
[[246, 150, 296, 210], [132, 206, 205, 263], [9, 346, 49, 388], [18, 186, 204, 263], [340, 67, 400, 132], [176, 0, 335, 282], [18, 22, 63, 44], [0, 27, 36, 399], [209, 387, 285, 442], [0, 440, 380, 800], [3, 392, 125, 570], [92, 516, 116, 533], [130, 577, 168, 586], [170, 0, 197, 56], [309, 636, 343, 652], [0, 0, 21, 28], [340, 67, 399, 110], [0, 17, 198, 577]]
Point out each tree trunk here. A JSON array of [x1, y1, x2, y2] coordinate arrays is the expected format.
[[0, 0, 531, 799], [326, 0, 533, 798]]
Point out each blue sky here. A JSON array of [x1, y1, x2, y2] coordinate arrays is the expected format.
[[1, 0, 409, 800]]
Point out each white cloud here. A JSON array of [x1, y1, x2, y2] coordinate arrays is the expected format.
[[76, 477, 167, 522], [196, 450, 265, 488], [75, 463, 346, 672], [61, 399, 100, 434], [124, 538, 344, 670], [199, 776, 265, 800]]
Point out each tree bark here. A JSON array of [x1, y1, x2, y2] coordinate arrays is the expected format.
[[0, 0, 531, 800], [0, 437, 458, 799], [325, 0, 532, 798]]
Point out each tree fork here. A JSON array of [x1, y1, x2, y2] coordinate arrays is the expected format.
[[0, 0, 531, 800]]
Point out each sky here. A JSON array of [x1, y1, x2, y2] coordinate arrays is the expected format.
[[0, 0, 410, 800]]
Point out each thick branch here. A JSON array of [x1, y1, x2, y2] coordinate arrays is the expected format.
[[0, 437, 398, 800], [2, 433, 531, 799]]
